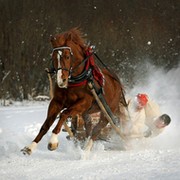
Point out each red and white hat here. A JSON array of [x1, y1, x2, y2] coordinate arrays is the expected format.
[[136, 93, 148, 106]]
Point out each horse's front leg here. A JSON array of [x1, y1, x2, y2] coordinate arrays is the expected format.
[[21, 99, 62, 155], [48, 99, 92, 151]]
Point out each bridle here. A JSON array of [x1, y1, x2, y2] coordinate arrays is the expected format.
[[51, 46, 94, 86], [52, 46, 73, 73]]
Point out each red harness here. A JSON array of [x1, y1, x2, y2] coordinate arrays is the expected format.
[[68, 79, 88, 87], [68, 48, 104, 88]]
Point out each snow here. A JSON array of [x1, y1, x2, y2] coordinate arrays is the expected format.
[[0, 65, 180, 180]]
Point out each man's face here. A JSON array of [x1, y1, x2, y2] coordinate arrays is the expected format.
[[155, 118, 167, 129]]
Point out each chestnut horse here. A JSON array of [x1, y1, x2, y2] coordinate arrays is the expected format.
[[21, 28, 126, 155]]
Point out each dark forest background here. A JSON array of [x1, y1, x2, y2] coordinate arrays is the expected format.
[[0, 0, 179, 101]]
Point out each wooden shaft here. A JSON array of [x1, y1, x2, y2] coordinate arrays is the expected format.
[[45, 68, 54, 100], [88, 82, 126, 140], [63, 122, 74, 138]]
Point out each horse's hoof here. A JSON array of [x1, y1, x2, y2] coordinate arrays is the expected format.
[[21, 147, 32, 155], [48, 143, 58, 151]]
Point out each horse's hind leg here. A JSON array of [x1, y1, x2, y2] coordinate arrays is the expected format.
[[84, 114, 108, 151], [83, 113, 93, 138], [91, 115, 109, 141]]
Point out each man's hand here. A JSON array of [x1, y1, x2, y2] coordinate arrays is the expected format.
[[143, 129, 152, 138]]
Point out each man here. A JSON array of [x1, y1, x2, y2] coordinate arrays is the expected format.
[[121, 93, 171, 139]]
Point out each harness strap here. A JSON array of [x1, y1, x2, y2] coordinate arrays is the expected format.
[[68, 50, 104, 88], [90, 80, 119, 125], [68, 63, 93, 87], [94, 52, 128, 107]]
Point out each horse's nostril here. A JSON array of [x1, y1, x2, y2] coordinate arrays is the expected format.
[[63, 79, 66, 82]]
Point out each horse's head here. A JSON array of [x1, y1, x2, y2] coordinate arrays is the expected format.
[[51, 28, 87, 88]]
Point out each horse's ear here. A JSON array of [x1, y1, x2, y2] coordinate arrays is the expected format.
[[50, 35, 56, 42]]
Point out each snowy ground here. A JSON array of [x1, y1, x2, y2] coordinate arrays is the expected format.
[[0, 65, 180, 180]]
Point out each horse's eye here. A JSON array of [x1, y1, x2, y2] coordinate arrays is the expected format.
[[66, 56, 70, 60]]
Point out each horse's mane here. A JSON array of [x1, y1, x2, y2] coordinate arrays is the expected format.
[[65, 28, 86, 47], [51, 28, 87, 51]]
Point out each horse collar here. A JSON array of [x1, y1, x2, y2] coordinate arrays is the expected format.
[[68, 60, 92, 87]]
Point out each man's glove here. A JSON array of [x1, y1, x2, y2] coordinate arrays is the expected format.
[[143, 129, 152, 138]]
